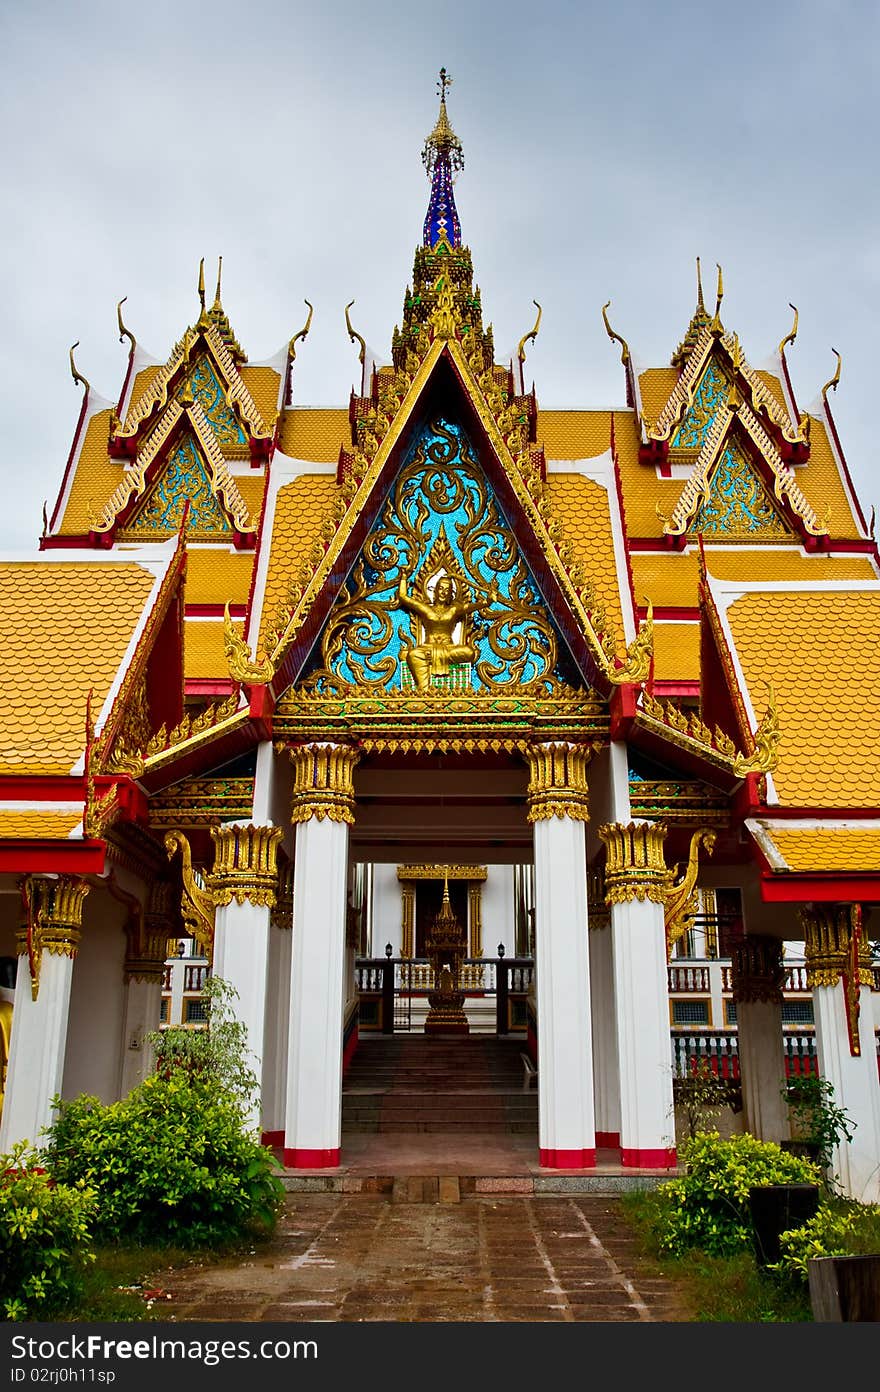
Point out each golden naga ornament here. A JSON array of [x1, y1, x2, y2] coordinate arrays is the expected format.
[[732, 683, 780, 776], [663, 828, 716, 952], [223, 603, 274, 685], [164, 831, 216, 956], [606, 602, 654, 685]]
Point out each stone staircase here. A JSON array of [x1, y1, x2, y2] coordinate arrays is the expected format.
[[342, 1035, 538, 1135]]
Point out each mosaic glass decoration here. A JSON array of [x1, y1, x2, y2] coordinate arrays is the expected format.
[[128, 436, 230, 535], [691, 441, 788, 537], [671, 359, 729, 451]]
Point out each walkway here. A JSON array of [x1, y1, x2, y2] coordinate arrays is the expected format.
[[158, 1192, 692, 1322]]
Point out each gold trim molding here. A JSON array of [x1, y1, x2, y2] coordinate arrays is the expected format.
[[525, 741, 594, 823], [802, 903, 872, 1056], [210, 824, 283, 908], [18, 876, 90, 1001]]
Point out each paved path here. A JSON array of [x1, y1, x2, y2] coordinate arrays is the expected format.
[[159, 1193, 691, 1322]]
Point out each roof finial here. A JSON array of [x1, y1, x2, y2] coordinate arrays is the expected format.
[[602, 301, 631, 367], [442, 865, 450, 905], [696, 256, 705, 312], [712, 263, 724, 328], [69, 342, 90, 395], [517, 301, 542, 372], [822, 347, 842, 404], [213, 256, 223, 310], [198, 257, 206, 312], [345, 300, 366, 366], [288, 299, 314, 362], [778, 303, 798, 358], [116, 297, 136, 353], [422, 68, 464, 250]]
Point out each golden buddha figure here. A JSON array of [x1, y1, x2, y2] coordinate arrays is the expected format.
[[397, 569, 497, 691]]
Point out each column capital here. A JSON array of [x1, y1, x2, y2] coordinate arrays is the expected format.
[[525, 741, 592, 823], [17, 875, 90, 1000], [210, 823, 283, 908], [730, 935, 785, 1005], [801, 904, 872, 989], [125, 881, 176, 983], [288, 743, 360, 826], [597, 821, 670, 904]]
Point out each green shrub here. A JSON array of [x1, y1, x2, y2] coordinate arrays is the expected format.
[[44, 1073, 283, 1247], [650, 1131, 822, 1258], [148, 976, 258, 1105], [781, 1075, 855, 1179], [0, 1141, 96, 1320], [774, 1200, 880, 1282]]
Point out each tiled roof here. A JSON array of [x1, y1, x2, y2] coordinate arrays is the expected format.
[[0, 561, 157, 774], [0, 809, 83, 841], [239, 367, 281, 432], [184, 617, 238, 681], [755, 371, 788, 415], [759, 824, 880, 873], [613, 409, 682, 536], [544, 473, 624, 638], [631, 549, 877, 610], [278, 409, 348, 462], [538, 410, 612, 461], [637, 368, 679, 426], [653, 621, 700, 683], [257, 474, 337, 650], [184, 548, 254, 606], [57, 410, 119, 534], [725, 589, 880, 807], [797, 415, 862, 539]]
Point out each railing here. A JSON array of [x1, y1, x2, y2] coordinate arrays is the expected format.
[[671, 1029, 820, 1080], [675, 963, 811, 994], [668, 965, 711, 993], [355, 955, 534, 1034], [184, 964, 209, 992]]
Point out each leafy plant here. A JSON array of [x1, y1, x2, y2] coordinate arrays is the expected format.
[[647, 1131, 822, 1258], [782, 1075, 855, 1178], [147, 975, 258, 1110], [0, 1140, 96, 1320], [44, 1073, 283, 1247], [773, 1199, 880, 1282], [675, 1060, 738, 1140]]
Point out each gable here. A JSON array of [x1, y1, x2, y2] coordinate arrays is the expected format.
[[121, 435, 231, 539], [671, 358, 729, 452], [182, 356, 248, 450], [299, 414, 582, 696], [691, 437, 789, 538]]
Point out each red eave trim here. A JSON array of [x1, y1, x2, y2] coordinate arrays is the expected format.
[[48, 389, 92, 535], [627, 536, 687, 552], [0, 841, 106, 872], [638, 606, 698, 622], [184, 679, 236, 698], [752, 805, 880, 820], [652, 681, 700, 698], [823, 400, 870, 539], [185, 604, 247, 619], [761, 872, 880, 903], [802, 535, 880, 558]]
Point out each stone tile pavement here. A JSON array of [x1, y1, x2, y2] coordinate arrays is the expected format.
[[157, 1192, 692, 1323]]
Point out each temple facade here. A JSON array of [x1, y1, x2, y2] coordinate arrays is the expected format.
[[1, 75, 879, 1197]]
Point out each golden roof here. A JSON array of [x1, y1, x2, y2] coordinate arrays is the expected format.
[[724, 588, 880, 807], [537, 410, 612, 461], [653, 622, 700, 684], [184, 617, 240, 681], [184, 548, 254, 606], [612, 409, 683, 535], [257, 474, 338, 651], [57, 410, 119, 534], [544, 472, 624, 637], [278, 409, 349, 462], [637, 368, 679, 427], [797, 415, 862, 539], [630, 549, 877, 610], [0, 561, 158, 774], [755, 824, 880, 873], [239, 367, 281, 432], [0, 809, 83, 840]]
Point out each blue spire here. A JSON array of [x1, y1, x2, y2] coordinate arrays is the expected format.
[[422, 68, 464, 250]]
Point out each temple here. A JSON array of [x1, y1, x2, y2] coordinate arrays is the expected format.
[[1, 72, 879, 1196]]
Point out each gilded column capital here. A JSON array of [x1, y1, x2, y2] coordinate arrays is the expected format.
[[125, 881, 176, 983], [288, 743, 360, 826], [801, 902, 871, 1057], [17, 875, 91, 1000], [597, 821, 670, 905], [730, 935, 785, 1005], [209, 823, 283, 908], [525, 741, 592, 823]]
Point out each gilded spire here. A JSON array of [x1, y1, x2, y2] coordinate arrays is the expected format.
[[671, 257, 713, 365], [422, 68, 464, 250]]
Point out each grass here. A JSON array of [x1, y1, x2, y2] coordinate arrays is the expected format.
[[620, 1189, 813, 1322], [61, 1237, 262, 1321]]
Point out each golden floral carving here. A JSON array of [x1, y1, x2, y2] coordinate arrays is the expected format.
[[598, 822, 670, 905], [209, 824, 283, 908]]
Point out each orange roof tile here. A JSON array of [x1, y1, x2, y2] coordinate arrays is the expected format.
[[755, 371, 788, 415], [612, 409, 682, 536], [57, 410, 120, 534], [184, 548, 255, 606], [725, 589, 880, 808], [239, 367, 281, 432], [258, 475, 337, 650], [544, 473, 624, 638], [759, 825, 880, 873], [0, 561, 157, 774], [653, 622, 700, 683], [0, 809, 83, 840], [184, 617, 239, 681], [278, 409, 349, 462], [797, 416, 862, 539], [538, 410, 612, 461], [638, 368, 680, 426], [631, 549, 877, 610]]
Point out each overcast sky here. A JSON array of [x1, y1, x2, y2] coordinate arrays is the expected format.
[[1, 0, 878, 552]]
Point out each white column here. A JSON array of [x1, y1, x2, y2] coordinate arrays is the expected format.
[[527, 742, 595, 1168], [0, 951, 75, 1150], [589, 912, 620, 1148], [285, 815, 351, 1166], [731, 937, 789, 1143], [283, 743, 359, 1168], [210, 823, 283, 1135], [805, 905, 880, 1204], [600, 821, 677, 1168], [118, 978, 163, 1095], [261, 913, 292, 1141]]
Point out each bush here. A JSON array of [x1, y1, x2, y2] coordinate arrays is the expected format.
[[44, 1073, 283, 1247], [782, 1075, 855, 1179], [649, 1131, 822, 1258], [774, 1200, 880, 1282], [148, 976, 258, 1105], [0, 1141, 96, 1320]]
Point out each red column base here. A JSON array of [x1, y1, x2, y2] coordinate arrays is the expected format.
[[595, 1131, 620, 1149], [282, 1147, 341, 1169], [539, 1147, 596, 1169], [620, 1146, 678, 1169], [261, 1130, 283, 1147]]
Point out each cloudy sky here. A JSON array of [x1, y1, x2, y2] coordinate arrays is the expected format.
[[1, 0, 878, 551]]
